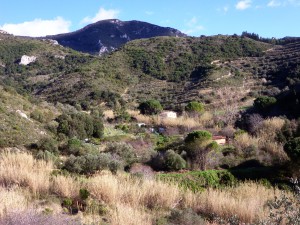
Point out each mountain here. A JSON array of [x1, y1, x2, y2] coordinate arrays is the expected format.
[[45, 19, 187, 55]]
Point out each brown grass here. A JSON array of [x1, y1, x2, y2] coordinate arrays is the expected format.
[[188, 182, 281, 223], [127, 110, 206, 129], [86, 174, 181, 209], [51, 175, 80, 199], [110, 204, 152, 225], [0, 151, 289, 224], [0, 187, 29, 218], [0, 151, 52, 195]]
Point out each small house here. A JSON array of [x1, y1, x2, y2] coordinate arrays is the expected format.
[[160, 111, 177, 119], [213, 135, 227, 145]]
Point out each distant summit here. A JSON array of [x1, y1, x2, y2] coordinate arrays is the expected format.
[[0, 30, 10, 35], [45, 19, 187, 55]]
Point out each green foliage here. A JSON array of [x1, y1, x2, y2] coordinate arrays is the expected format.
[[254, 96, 277, 110], [79, 189, 90, 200], [184, 130, 214, 170], [185, 101, 205, 114], [56, 112, 103, 139], [184, 130, 212, 144], [37, 137, 59, 155], [63, 153, 122, 175], [138, 99, 163, 115], [164, 150, 186, 171], [284, 137, 300, 160], [158, 170, 237, 192], [105, 142, 137, 167]]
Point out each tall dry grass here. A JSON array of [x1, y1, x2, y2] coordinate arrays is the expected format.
[[110, 204, 152, 225], [185, 182, 281, 223], [86, 174, 181, 209], [51, 175, 80, 199], [127, 110, 209, 129], [0, 151, 288, 224], [0, 151, 52, 195], [0, 187, 29, 217]]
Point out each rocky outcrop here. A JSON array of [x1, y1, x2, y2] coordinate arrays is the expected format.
[[19, 55, 37, 65]]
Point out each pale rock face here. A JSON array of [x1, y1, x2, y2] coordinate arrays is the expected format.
[[19, 55, 37, 65], [99, 46, 109, 55], [16, 110, 31, 121]]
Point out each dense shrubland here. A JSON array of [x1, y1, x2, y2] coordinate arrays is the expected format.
[[1, 32, 300, 224]]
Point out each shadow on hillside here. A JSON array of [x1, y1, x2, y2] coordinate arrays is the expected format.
[[228, 159, 291, 189]]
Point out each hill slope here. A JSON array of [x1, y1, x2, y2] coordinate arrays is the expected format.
[[45, 19, 187, 55]]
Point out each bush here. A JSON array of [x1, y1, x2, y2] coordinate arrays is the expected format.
[[138, 99, 163, 115], [254, 96, 277, 110], [37, 137, 59, 155], [56, 112, 104, 139], [284, 137, 300, 160], [164, 150, 186, 171], [105, 142, 137, 167], [63, 153, 123, 174], [185, 101, 204, 114]]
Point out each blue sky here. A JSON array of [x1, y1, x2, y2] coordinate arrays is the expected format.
[[0, 0, 299, 38]]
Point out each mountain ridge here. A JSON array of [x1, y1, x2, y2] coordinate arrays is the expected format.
[[45, 19, 187, 55]]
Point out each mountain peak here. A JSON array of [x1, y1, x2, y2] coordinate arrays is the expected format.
[[45, 19, 186, 55]]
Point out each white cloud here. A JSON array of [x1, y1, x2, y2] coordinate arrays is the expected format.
[[183, 17, 204, 35], [145, 11, 154, 16], [236, 0, 252, 10], [81, 7, 120, 24], [268, 0, 282, 7], [0, 17, 71, 37]]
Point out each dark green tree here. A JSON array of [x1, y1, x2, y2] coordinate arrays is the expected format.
[[254, 96, 277, 111], [138, 100, 163, 115], [185, 101, 205, 116], [184, 130, 217, 170]]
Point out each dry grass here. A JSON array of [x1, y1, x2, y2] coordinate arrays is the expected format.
[[188, 182, 281, 223], [103, 110, 114, 119], [0, 151, 289, 224], [0, 187, 29, 218], [258, 117, 285, 140], [0, 151, 52, 195], [86, 174, 181, 209], [234, 132, 259, 150], [51, 175, 80, 199], [110, 204, 152, 225], [127, 110, 205, 129]]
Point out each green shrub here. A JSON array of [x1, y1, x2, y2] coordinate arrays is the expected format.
[[37, 137, 59, 155], [63, 153, 123, 174], [164, 150, 186, 171], [138, 99, 163, 115], [254, 96, 277, 110], [56, 112, 104, 139], [284, 137, 300, 160], [105, 142, 137, 167], [185, 101, 204, 114]]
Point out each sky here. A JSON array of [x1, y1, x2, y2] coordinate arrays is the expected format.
[[0, 0, 299, 38]]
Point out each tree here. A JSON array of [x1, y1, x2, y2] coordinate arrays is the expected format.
[[138, 100, 163, 115], [184, 130, 217, 170], [185, 101, 204, 116], [254, 96, 277, 111]]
